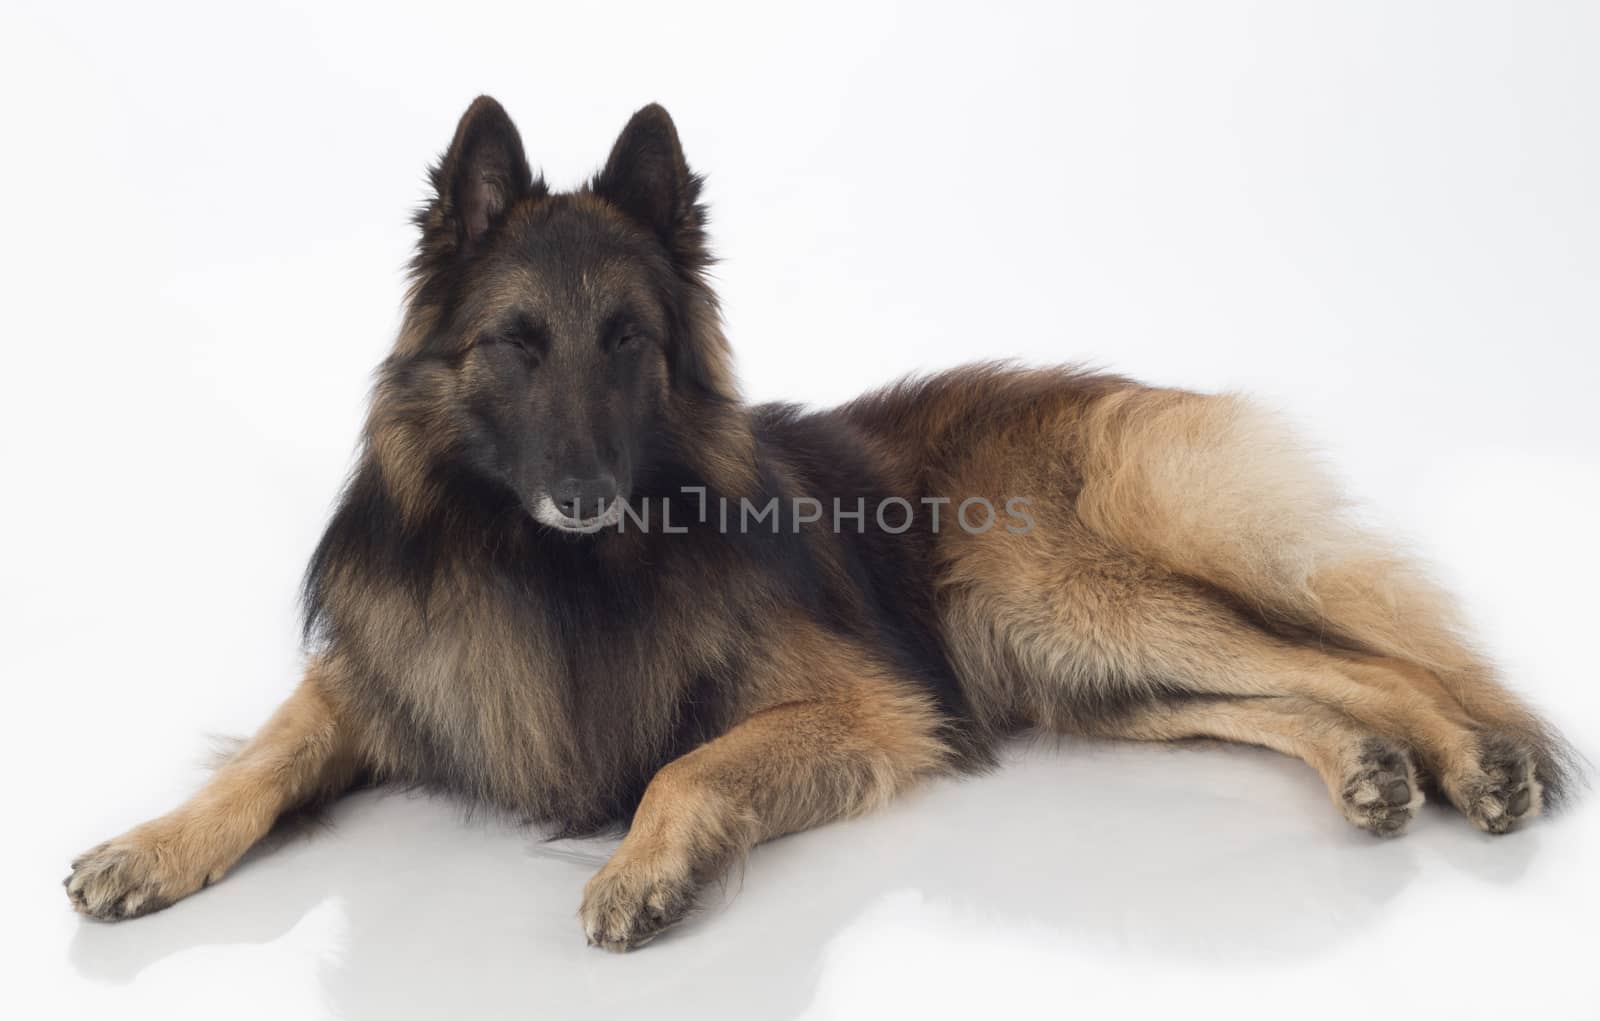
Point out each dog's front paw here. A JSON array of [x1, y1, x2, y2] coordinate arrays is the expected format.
[[64, 821, 207, 921], [579, 853, 698, 952]]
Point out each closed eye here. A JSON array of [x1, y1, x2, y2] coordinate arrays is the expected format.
[[486, 333, 535, 356], [480, 318, 548, 361], [607, 320, 652, 354]]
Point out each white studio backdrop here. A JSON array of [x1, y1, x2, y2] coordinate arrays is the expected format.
[[1, 3, 1596, 1020]]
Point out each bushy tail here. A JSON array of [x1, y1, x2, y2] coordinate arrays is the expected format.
[[1074, 389, 1581, 805]]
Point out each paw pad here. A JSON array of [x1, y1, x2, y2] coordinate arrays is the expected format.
[[1340, 738, 1423, 837]]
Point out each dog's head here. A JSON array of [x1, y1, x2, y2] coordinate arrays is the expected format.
[[369, 97, 745, 533]]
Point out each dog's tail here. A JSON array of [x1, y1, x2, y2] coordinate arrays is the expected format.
[[1074, 388, 1581, 806]]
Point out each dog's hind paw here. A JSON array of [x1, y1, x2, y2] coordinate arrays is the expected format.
[[1339, 738, 1424, 837], [1452, 733, 1542, 834]]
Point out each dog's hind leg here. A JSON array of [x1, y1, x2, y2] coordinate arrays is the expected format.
[[65, 657, 362, 920], [1082, 694, 1424, 835], [1070, 388, 1575, 809], [941, 518, 1540, 834]]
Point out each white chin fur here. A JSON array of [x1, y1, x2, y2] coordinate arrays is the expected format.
[[533, 495, 624, 534]]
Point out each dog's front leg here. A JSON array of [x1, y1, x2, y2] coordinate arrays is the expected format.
[[65, 657, 362, 920], [580, 679, 950, 951]]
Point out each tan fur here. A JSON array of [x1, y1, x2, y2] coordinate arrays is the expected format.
[[920, 376, 1561, 835], [65, 136, 1576, 950], [1091, 695, 1426, 833], [65, 660, 358, 919], [943, 536, 1486, 815], [1071, 388, 1565, 791], [580, 619, 949, 950], [67, 364, 1571, 945], [68, 100, 1574, 949]]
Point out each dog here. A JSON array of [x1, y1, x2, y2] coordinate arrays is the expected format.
[[65, 97, 1575, 951]]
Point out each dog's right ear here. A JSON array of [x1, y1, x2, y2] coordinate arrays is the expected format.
[[417, 96, 544, 259]]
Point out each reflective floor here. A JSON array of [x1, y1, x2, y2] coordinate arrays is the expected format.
[[8, 3, 1598, 1015], [34, 735, 1599, 1020]]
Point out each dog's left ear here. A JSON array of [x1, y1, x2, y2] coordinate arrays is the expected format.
[[593, 104, 707, 264], [595, 105, 727, 401]]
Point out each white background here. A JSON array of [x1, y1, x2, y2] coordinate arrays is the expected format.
[[3, 2, 1598, 1018]]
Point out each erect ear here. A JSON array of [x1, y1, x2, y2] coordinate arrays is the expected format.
[[593, 104, 705, 258], [422, 96, 542, 253]]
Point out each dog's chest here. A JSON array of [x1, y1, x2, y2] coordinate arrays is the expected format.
[[349, 566, 716, 821]]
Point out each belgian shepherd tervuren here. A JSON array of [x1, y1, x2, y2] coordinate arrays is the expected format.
[[66, 97, 1575, 950]]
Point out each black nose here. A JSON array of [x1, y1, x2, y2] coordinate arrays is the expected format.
[[551, 475, 618, 520]]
